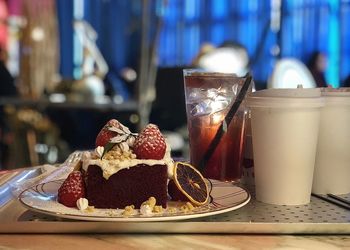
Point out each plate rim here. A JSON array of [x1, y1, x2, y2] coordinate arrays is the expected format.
[[18, 179, 251, 222]]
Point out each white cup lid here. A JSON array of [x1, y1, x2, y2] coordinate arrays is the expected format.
[[321, 88, 350, 105], [321, 87, 350, 96], [247, 88, 324, 108], [251, 87, 321, 98]]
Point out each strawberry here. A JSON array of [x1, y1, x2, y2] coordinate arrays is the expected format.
[[95, 128, 117, 147], [95, 119, 125, 147], [133, 124, 166, 160], [58, 171, 85, 207]]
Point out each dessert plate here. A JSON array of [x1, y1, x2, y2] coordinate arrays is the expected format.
[[18, 179, 250, 222]]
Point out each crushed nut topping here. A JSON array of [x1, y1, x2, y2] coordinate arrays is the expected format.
[[103, 145, 136, 161], [167, 207, 177, 214], [141, 197, 156, 209], [153, 205, 163, 213], [123, 205, 135, 216], [85, 206, 95, 213], [180, 202, 195, 213]]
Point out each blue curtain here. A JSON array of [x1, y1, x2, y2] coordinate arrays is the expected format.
[[157, 0, 349, 86], [56, 0, 74, 78], [57, 0, 141, 100], [281, 0, 345, 86], [57, 0, 350, 90], [82, 0, 141, 100], [158, 1, 272, 82]]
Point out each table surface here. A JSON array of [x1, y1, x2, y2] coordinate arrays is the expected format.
[[1, 234, 350, 249], [1, 163, 350, 249]]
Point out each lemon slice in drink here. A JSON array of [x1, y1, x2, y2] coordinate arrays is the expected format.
[[173, 162, 209, 206]]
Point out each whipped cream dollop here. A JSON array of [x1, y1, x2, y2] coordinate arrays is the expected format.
[[76, 198, 89, 211], [95, 146, 104, 158]]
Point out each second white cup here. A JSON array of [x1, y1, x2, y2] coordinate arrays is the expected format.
[[312, 89, 350, 195]]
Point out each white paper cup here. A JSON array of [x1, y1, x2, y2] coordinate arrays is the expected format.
[[312, 89, 350, 195], [247, 89, 324, 205]]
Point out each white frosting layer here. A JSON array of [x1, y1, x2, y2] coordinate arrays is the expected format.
[[82, 145, 174, 180]]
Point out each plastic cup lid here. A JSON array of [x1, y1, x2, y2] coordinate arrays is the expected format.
[[321, 88, 350, 105], [321, 87, 350, 96], [251, 87, 321, 98], [246, 88, 324, 108]]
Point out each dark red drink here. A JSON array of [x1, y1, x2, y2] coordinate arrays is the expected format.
[[184, 71, 247, 182]]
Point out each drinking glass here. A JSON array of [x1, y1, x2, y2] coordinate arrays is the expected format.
[[183, 69, 249, 182]]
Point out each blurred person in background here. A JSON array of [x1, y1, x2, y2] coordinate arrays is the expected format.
[[307, 51, 328, 88], [0, 46, 16, 96], [0, 46, 17, 168], [342, 75, 350, 88]]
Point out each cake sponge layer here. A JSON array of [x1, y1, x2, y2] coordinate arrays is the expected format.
[[84, 164, 168, 209]]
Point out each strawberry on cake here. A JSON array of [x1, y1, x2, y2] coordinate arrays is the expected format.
[[58, 119, 174, 209]]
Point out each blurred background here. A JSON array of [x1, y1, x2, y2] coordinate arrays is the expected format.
[[0, 0, 349, 169]]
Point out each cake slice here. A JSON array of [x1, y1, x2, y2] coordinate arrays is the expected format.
[[79, 120, 173, 209], [57, 119, 209, 212]]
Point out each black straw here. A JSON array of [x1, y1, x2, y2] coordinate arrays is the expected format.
[[312, 193, 350, 210], [198, 73, 253, 172], [327, 194, 350, 206]]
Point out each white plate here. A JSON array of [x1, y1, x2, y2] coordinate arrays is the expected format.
[[18, 179, 250, 222]]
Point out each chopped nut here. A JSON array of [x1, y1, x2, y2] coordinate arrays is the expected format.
[[180, 202, 195, 213], [148, 197, 156, 208], [103, 144, 136, 161], [123, 205, 135, 216], [107, 209, 120, 217], [153, 205, 163, 213], [141, 197, 156, 209], [180, 205, 189, 213], [123, 211, 133, 216], [85, 206, 95, 213], [167, 207, 177, 213], [185, 202, 195, 211]]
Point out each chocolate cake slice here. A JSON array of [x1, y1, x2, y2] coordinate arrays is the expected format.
[[84, 164, 168, 209]]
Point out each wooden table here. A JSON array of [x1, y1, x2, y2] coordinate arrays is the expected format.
[[1, 234, 350, 249]]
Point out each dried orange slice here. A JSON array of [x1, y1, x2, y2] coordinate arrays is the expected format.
[[173, 162, 209, 206]]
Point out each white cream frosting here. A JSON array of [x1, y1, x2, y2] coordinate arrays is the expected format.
[[76, 198, 89, 210], [82, 145, 174, 180]]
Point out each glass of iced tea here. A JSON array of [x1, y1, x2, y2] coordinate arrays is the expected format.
[[183, 69, 250, 182]]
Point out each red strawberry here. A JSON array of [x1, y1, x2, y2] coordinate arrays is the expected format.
[[58, 171, 85, 207], [133, 124, 166, 160], [95, 129, 117, 147], [95, 119, 121, 147]]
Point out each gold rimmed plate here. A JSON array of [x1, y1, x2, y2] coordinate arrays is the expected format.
[[18, 179, 250, 222]]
